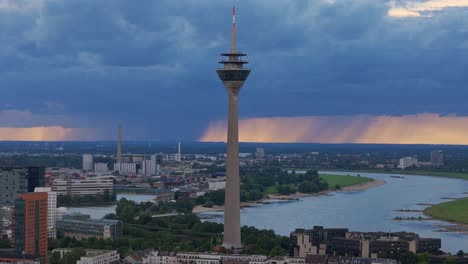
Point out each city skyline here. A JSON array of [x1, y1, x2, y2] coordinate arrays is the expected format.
[[1, 1, 468, 144]]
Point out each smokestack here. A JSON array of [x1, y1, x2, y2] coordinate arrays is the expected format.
[[117, 125, 122, 163], [178, 141, 181, 162]]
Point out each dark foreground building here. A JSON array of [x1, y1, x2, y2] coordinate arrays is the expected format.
[[291, 226, 441, 259], [0, 167, 45, 207]]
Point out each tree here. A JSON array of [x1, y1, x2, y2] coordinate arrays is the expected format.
[[443, 257, 456, 264], [401, 252, 418, 264], [49, 251, 61, 264], [417, 253, 431, 264], [457, 250, 465, 257]]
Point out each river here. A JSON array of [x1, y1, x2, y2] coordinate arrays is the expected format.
[[67, 172, 468, 253]]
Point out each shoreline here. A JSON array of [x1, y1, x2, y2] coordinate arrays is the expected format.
[[192, 179, 385, 214], [422, 197, 468, 234]]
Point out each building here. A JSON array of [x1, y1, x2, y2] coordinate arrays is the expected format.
[[56, 207, 67, 221], [52, 248, 119, 264], [94, 163, 109, 172], [56, 214, 122, 240], [34, 187, 57, 239], [398, 157, 418, 169], [290, 226, 348, 257], [290, 227, 441, 260], [14, 193, 48, 264], [0, 167, 45, 207], [26, 167, 45, 193], [216, 6, 251, 249], [255, 148, 265, 159], [52, 178, 114, 196], [114, 163, 138, 174], [430, 151, 444, 166], [83, 154, 94, 170]]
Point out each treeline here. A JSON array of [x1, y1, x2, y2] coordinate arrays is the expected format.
[[52, 198, 289, 256], [196, 168, 329, 207], [57, 190, 117, 206]]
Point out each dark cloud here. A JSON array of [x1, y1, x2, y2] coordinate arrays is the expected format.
[[0, 0, 467, 140]]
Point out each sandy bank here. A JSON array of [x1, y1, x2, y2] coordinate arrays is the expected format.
[[192, 179, 385, 214]]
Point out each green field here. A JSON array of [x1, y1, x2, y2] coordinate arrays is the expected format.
[[424, 197, 468, 224], [320, 169, 468, 181], [320, 174, 372, 188], [264, 174, 373, 195]]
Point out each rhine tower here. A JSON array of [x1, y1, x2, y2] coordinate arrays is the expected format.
[[216, 6, 250, 249]]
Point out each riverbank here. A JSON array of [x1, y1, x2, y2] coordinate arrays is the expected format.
[[192, 179, 385, 214], [320, 169, 468, 181], [423, 197, 468, 234]]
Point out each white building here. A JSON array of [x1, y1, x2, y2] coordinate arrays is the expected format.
[[34, 187, 58, 238], [114, 162, 138, 174], [398, 157, 418, 169], [83, 154, 93, 170], [53, 249, 119, 264], [94, 163, 109, 172], [57, 207, 68, 221], [52, 178, 114, 196], [208, 181, 226, 191], [77, 250, 119, 264]]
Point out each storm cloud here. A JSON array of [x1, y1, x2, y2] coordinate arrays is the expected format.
[[1, 0, 467, 142]]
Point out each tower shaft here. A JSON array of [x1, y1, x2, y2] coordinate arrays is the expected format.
[[223, 84, 241, 248]]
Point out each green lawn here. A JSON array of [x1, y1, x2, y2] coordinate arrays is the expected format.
[[320, 169, 468, 181], [264, 174, 373, 195], [320, 174, 372, 188], [424, 197, 468, 224]]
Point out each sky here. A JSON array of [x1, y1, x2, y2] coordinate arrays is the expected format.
[[1, 0, 468, 143]]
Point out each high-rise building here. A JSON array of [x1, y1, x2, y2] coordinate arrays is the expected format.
[[0, 167, 44, 207], [83, 154, 93, 170], [34, 187, 57, 239], [255, 148, 265, 159], [27, 167, 45, 193], [430, 150, 444, 166], [14, 192, 48, 263], [216, 6, 251, 249]]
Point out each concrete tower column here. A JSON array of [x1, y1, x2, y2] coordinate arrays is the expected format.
[[216, 6, 250, 250], [224, 84, 241, 248]]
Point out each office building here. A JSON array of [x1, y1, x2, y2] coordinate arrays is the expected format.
[[216, 6, 251, 249], [291, 227, 441, 260], [398, 157, 418, 169], [255, 148, 265, 159], [34, 187, 57, 239], [94, 163, 109, 172], [0, 167, 44, 207], [14, 192, 48, 263], [56, 214, 122, 240], [83, 154, 93, 170], [52, 178, 113, 196], [430, 151, 444, 166], [26, 167, 45, 193]]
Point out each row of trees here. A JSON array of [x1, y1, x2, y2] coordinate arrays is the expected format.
[[194, 168, 330, 207], [72, 198, 291, 256]]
